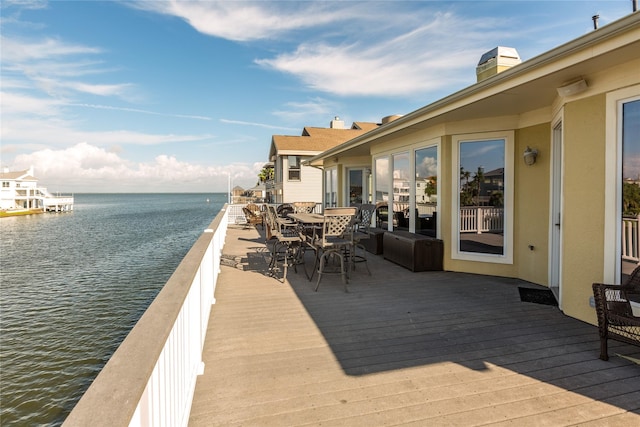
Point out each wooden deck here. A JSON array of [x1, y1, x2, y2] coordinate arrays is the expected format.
[[189, 225, 640, 426]]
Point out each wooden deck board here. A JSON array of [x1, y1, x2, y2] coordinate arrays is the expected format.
[[189, 225, 640, 426]]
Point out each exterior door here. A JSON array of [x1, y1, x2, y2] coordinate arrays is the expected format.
[[550, 122, 563, 304]]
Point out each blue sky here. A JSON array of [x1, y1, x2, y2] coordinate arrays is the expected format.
[[1, 1, 634, 192]]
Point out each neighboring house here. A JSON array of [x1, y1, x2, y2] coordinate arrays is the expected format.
[[247, 182, 266, 202], [0, 167, 74, 212], [230, 185, 245, 203], [306, 12, 640, 325], [267, 117, 378, 205]]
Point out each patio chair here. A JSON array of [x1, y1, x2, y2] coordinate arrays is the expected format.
[[350, 203, 376, 275], [292, 201, 316, 214], [592, 265, 640, 360], [311, 207, 357, 292], [276, 203, 294, 218], [265, 205, 302, 283], [242, 206, 263, 230]]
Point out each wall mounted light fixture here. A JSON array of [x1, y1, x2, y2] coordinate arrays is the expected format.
[[556, 78, 588, 97], [523, 146, 538, 165]]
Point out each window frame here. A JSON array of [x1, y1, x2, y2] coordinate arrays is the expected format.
[[414, 143, 440, 237], [324, 166, 338, 208], [287, 155, 301, 181], [451, 131, 514, 264], [604, 85, 640, 283]]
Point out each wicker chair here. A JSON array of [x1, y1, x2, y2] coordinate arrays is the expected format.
[[242, 206, 263, 229], [592, 265, 640, 360]]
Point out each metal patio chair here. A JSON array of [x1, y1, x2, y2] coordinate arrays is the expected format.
[[265, 205, 302, 283], [310, 207, 357, 292], [292, 201, 316, 214], [350, 203, 376, 275]]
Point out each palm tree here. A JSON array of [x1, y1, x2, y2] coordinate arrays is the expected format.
[[258, 167, 274, 183], [474, 166, 485, 206]]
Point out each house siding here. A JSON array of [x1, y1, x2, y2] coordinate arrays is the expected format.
[[282, 163, 323, 204]]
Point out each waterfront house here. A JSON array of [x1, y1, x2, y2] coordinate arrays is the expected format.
[[305, 13, 640, 325], [267, 117, 378, 205], [0, 166, 73, 213]]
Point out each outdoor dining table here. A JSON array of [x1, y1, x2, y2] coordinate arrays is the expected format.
[[288, 212, 324, 225]]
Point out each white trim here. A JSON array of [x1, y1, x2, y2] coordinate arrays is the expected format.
[[605, 85, 640, 283], [549, 112, 564, 310], [451, 131, 514, 264], [324, 166, 338, 208]]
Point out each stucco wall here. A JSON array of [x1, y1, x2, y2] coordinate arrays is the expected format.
[[561, 94, 606, 324], [514, 124, 551, 285], [444, 125, 551, 283]]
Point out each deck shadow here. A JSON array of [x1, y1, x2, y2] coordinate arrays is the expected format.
[[284, 255, 640, 412]]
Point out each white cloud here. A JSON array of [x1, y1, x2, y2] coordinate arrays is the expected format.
[[72, 103, 212, 121], [219, 118, 298, 131], [131, 1, 351, 42], [1, 36, 101, 62], [1, 0, 47, 11], [272, 97, 338, 122], [1, 34, 139, 106], [10, 142, 260, 192], [0, 91, 63, 116], [0, 114, 213, 150], [256, 11, 494, 97], [134, 1, 502, 98]]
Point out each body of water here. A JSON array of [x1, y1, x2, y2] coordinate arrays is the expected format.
[[0, 193, 226, 426]]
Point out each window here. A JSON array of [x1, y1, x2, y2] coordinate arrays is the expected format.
[[620, 98, 640, 280], [415, 146, 438, 236], [288, 156, 301, 180], [392, 152, 410, 231], [325, 167, 337, 208], [605, 88, 640, 283], [2, 182, 9, 188], [347, 168, 365, 205], [452, 132, 513, 263], [374, 156, 390, 228]]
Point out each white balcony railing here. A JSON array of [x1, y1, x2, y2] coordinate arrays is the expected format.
[[460, 207, 504, 234], [622, 215, 640, 263], [64, 205, 229, 427]]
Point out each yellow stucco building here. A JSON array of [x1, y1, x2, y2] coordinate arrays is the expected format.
[[307, 12, 640, 324]]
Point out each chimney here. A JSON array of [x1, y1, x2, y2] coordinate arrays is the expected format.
[[381, 115, 403, 125], [330, 116, 344, 129], [476, 46, 521, 82]]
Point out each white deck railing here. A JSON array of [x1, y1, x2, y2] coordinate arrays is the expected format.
[[622, 216, 640, 263], [63, 205, 229, 427], [460, 206, 504, 234], [227, 203, 323, 225]]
